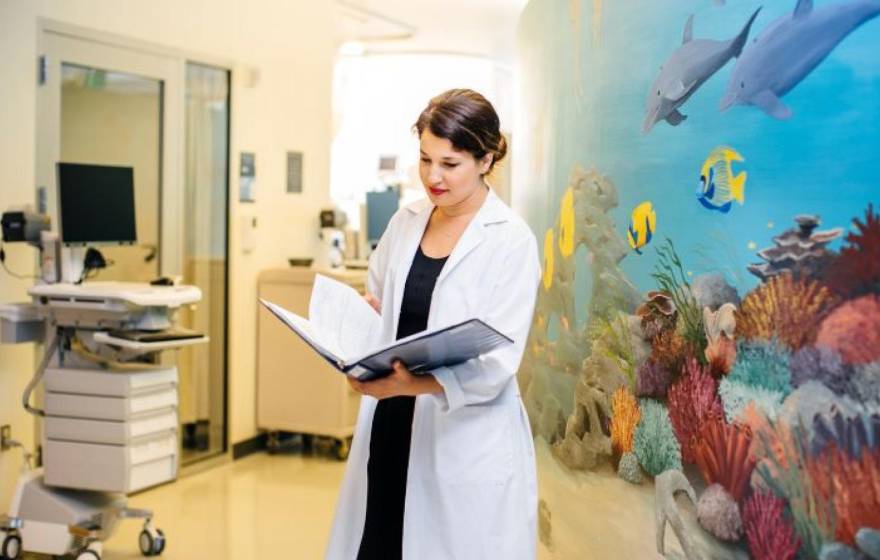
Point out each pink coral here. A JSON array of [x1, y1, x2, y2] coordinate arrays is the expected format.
[[667, 359, 723, 464], [815, 294, 880, 365], [825, 204, 880, 299], [743, 492, 801, 560]]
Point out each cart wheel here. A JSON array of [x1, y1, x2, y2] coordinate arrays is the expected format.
[[154, 529, 166, 555], [139, 529, 155, 556], [1, 533, 22, 560], [75, 550, 100, 560], [335, 438, 350, 461]]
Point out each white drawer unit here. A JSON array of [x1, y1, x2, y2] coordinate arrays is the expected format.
[[44, 408, 178, 445], [43, 431, 179, 493], [44, 387, 178, 421], [44, 365, 177, 397]]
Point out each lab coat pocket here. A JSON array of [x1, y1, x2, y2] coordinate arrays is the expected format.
[[435, 403, 514, 486]]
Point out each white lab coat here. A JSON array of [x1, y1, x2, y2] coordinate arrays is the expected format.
[[325, 188, 541, 560]]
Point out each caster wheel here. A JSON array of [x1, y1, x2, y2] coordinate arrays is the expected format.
[[1, 533, 22, 560], [139, 528, 165, 556], [76, 550, 100, 560]]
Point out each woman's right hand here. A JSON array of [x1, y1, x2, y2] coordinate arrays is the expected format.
[[364, 292, 381, 314]]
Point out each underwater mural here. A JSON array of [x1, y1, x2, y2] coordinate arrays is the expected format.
[[515, 0, 880, 559]]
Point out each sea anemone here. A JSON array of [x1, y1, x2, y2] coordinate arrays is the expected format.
[[610, 387, 640, 456], [743, 491, 801, 560], [729, 339, 793, 397], [633, 399, 682, 476], [736, 273, 839, 351], [789, 346, 854, 396], [718, 377, 783, 424], [667, 359, 723, 463], [693, 414, 756, 503], [635, 359, 672, 399], [696, 483, 743, 542], [825, 203, 880, 299], [815, 294, 880, 365]]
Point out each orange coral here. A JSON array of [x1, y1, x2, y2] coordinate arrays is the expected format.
[[693, 414, 756, 503], [705, 335, 737, 376], [650, 329, 695, 378], [736, 273, 839, 350], [815, 294, 880, 365], [610, 387, 640, 455]]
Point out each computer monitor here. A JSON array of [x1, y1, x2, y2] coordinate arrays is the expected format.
[[57, 163, 137, 246], [365, 190, 399, 248]]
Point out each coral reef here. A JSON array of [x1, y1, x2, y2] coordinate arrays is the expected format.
[[635, 359, 672, 399], [743, 491, 801, 560], [651, 329, 695, 381], [667, 359, 723, 463], [825, 204, 880, 299], [652, 238, 707, 350], [692, 273, 740, 311], [655, 469, 700, 560], [636, 290, 677, 341], [790, 346, 855, 396], [776, 381, 866, 445], [729, 339, 792, 396], [552, 378, 614, 470], [810, 409, 880, 459], [816, 294, 880, 365], [705, 335, 737, 376], [617, 451, 643, 484], [819, 543, 865, 560], [610, 387, 640, 456], [736, 273, 839, 350], [696, 483, 743, 542], [719, 377, 783, 423], [851, 362, 880, 405], [633, 399, 682, 476], [748, 214, 843, 281], [693, 415, 755, 502], [703, 303, 737, 343], [856, 528, 880, 560]]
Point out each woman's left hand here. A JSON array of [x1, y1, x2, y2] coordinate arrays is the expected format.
[[348, 360, 441, 399]]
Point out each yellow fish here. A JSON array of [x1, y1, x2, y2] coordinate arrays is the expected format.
[[628, 201, 656, 254], [698, 146, 746, 213]]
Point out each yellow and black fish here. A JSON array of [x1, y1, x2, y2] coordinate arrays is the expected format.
[[627, 201, 656, 254], [698, 146, 746, 213]]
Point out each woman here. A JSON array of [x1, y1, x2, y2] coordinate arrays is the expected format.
[[325, 89, 540, 560]]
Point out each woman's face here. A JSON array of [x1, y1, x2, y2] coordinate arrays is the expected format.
[[419, 129, 492, 208]]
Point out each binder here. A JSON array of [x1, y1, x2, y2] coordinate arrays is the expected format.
[[259, 275, 513, 381]]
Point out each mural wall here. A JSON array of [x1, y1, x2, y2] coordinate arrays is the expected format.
[[515, 1, 880, 559]]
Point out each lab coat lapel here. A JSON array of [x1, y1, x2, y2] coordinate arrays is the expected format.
[[391, 202, 433, 340], [435, 189, 506, 285]]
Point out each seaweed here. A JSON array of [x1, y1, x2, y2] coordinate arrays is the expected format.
[[651, 238, 707, 354]]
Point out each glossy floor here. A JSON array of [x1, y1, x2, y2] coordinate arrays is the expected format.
[[97, 452, 346, 560]]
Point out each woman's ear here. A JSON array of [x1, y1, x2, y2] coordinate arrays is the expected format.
[[479, 153, 494, 175]]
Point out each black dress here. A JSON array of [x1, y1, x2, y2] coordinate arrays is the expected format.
[[357, 245, 448, 560]]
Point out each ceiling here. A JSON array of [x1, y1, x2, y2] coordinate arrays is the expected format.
[[335, 0, 529, 63]]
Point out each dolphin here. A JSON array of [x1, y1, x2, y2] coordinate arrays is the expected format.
[[720, 0, 880, 118], [642, 8, 761, 133]]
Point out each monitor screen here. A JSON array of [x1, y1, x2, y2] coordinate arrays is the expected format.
[[57, 163, 137, 245], [366, 190, 399, 246]]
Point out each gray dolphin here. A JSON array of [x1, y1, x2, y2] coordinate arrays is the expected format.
[[720, 0, 880, 118], [642, 8, 761, 133]]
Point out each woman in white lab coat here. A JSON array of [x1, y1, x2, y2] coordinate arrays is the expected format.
[[325, 89, 541, 560]]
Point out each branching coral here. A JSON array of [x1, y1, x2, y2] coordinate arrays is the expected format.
[[728, 339, 793, 396], [610, 387, 640, 456], [719, 377, 783, 424], [743, 491, 802, 560], [633, 399, 682, 476], [667, 359, 723, 463], [651, 238, 707, 352], [736, 273, 839, 351], [825, 204, 880, 299], [693, 414, 756, 503], [789, 346, 854, 396], [635, 359, 672, 399], [815, 294, 880, 365]]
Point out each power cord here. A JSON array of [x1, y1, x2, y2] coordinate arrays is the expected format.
[[0, 243, 38, 280]]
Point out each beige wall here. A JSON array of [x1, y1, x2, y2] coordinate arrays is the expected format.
[[0, 0, 336, 505]]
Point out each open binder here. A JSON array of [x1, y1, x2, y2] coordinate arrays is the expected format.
[[259, 274, 513, 381]]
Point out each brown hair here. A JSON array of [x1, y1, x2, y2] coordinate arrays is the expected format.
[[413, 89, 507, 175]]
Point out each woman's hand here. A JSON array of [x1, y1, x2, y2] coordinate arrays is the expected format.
[[348, 360, 443, 399], [364, 292, 381, 314]]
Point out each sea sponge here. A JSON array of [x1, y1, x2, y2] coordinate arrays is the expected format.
[[736, 273, 839, 350], [789, 346, 854, 396], [633, 399, 682, 476], [610, 387, 640, 455], [635, 359, 671, 399], [815, 295, 880, 365], [696, 483, 743, 542], [743, 491, 801, 560], [693, 414, 756, 502], [729, 339, 793, 396], [617, 451, 643, 484], [719, 377, 783, 424], [825, 203, 880, 299], [667, 359, 723, 463]]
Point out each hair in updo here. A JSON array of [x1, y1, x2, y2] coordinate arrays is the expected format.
[[413, 89, 507, 175]]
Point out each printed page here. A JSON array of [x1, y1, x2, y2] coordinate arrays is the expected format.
[[309, 274, 381, 363], [259, 299, 343, 364]]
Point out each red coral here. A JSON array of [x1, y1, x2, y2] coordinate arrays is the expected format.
[[667, 359, 723, 463], [815, 294, 880, 365], [826, 204, 880, 298], [743, 492, 801, 560], [805, 443, 880, 546], [693, 415, 756, 503]]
